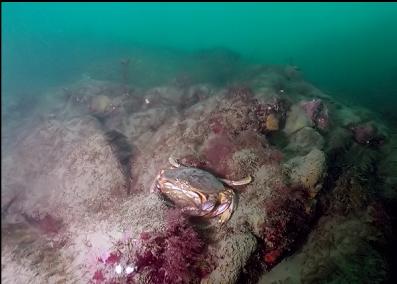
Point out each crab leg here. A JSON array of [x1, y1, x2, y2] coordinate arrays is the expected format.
[[149, 171, 163, 193], [219, 175, 252, 187], [168, 156, 182, 168], [181, 207, 210, 216]]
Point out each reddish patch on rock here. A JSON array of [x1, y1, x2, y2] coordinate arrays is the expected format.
[[262, 185, 311, 268], [268, 149, 284, 164], [209, 116, 225, 134], [301, 99, 320, 121], [350, 122, 385, 147], [105, 252, 120, 265], [300, 99, 329, 130], [201, 133, 237, 177], [264, 249, 282, 265], [180, 154, 208, 169], [234, 131, 284, 166], [22, 213, 63, 235], [140, 231, 151, 241], [135, 210, 211, 283], [367, 201, 391, 233], [92, 270, 105, 282], [235, 130, 265, 150], [301, 99, 329, 130], [92, 210, 211, 283]]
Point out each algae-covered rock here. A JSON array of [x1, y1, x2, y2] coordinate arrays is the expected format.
[[1, 116, 125, 223], [284, 148, 326, 191], [202, 232, 257, 284], [285, 126, 324, 155], [258, 209, 390, 284], [89, 94, 113, 114], [283, 104, 313, 135], [336, 105, 362, 127]]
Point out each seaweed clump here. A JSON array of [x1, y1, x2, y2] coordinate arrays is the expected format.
[[91, 210, 211, 284], [135, 210, 211, 283]]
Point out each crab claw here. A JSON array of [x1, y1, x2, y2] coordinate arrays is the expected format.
[[212, 189, 236, 224], [220, 175, 252, 187]]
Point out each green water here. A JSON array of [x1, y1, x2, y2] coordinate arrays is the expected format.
[[3, 2, 397, 117]]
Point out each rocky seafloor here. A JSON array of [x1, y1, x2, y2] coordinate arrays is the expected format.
[[2, 64, 397, 284]]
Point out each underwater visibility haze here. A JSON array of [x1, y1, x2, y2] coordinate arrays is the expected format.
[[2, 2, 397, 284]]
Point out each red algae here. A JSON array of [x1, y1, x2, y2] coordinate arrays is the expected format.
[[91, 210, 210, 284], [262, 185, 311, 268]]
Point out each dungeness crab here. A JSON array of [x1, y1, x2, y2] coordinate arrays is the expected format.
[[151, 157, 252, 224]]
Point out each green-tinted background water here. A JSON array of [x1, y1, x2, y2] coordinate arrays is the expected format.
[[2, 2, 397, 118]]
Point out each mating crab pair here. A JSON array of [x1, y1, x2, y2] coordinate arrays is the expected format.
[[151, 157, 252, 224]]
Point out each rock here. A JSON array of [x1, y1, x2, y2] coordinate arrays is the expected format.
[[259, 210, 389, 284], [258, 252, 301, 284], [265, 113, 280, 131], [336, 105, 362, 127], [143, 86, 184, 108], [326, 127, 352, 152], [180, 84, 212, 109], [1, 116, 125, 223], [285, 127, 324, 155], [284, 65, 302, 80], [300, 99, 329, 130], [122, 107, 178, 140], [255, 96, 289, 133], [283, 104, 313, 136], [250, 68, 287, 91], [378, 133, 397, 200], [300, 209, 389, 284], [202, 232, 257, 284], [89, 94, 112, 113], [1, 222, 75, 283], [350, 122, 386, 147], [284, 148, 326, 192], [1, 116, 132, 283]]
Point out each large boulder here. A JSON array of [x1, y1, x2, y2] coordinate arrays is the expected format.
[[283, 104, 313, 136], [284, 126, 324, 155], [283, 148, 326, 197], [2, 116, 126, 223]]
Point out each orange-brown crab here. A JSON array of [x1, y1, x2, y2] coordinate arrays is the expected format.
[[151, 157, 252, 224]]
